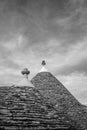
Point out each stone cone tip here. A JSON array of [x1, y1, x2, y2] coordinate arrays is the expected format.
[[39, 60, 48, 72]]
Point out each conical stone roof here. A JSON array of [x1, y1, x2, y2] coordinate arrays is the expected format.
[[31, 71, 87, 130], [0, 86, 74, 130]]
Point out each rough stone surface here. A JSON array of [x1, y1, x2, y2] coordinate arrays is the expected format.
[[31, 72, 87, 130], [0, 86, 75, 130]]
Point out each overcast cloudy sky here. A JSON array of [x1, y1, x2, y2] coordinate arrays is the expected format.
[[0, 0, 87, 105]]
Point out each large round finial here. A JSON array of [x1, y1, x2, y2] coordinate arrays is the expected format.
[[42, 60, 46, 66], [21, 68, 30, 79], [15, 68, 34, 87]]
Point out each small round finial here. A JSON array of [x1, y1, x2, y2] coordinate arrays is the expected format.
[[21, 68, 30, 76], [40, 60, 47, 72], [42, 60, 46, 66]]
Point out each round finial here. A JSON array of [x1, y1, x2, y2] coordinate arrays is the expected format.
[[21, 68, 30, 75], [42, 60, 46, 66]]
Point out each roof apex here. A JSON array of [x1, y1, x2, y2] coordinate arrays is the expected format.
[[39, 66, 48, 72], [15, 76, 34, 87]]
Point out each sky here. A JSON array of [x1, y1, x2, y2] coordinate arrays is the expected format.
[[0, 0, 87, 105]]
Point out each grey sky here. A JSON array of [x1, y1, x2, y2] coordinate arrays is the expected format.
[[0, 0, 87, 104]]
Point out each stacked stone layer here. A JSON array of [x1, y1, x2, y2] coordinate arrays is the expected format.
[[0, 86, 73, 130]]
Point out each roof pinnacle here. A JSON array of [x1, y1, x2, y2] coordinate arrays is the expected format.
[[40, 60, 47, 72], [15, 68, 34, 87], [42, 60, 46, 66], [21, 68, 30, 79]]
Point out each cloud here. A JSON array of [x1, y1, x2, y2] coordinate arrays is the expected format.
[[54, 39, 87, 75]]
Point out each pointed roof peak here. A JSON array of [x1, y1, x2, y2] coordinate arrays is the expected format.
[[39, 66, 48, 72], [39, 60, 48, 72], [15, 68, 34, 87]]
